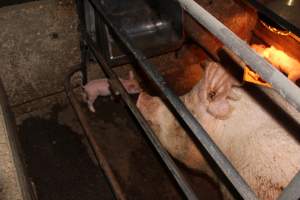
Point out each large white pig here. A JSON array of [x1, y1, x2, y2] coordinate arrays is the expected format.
[[137, 61, 300, 200]]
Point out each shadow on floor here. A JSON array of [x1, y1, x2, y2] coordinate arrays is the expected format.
[[18, 117, 114, 200]]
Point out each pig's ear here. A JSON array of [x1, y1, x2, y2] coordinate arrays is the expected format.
[[129, 71, 134, 80]]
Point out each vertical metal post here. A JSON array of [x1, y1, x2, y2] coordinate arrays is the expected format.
[[76, 0, 88, 84]]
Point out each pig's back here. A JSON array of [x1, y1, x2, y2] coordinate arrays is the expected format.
[[213, 87, 300, 199]]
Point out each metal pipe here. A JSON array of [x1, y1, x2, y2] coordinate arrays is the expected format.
[[175, 0, 300, 112], [75, 0, 88, 85], [278, 171, 300, 200], [85, 36, 199, 200], [87, 0, 257, 199], [64, 65, 126, 200], [222, 46, 300, 123]]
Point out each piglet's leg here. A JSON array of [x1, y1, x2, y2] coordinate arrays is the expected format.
[[87, 100, 96, 113]]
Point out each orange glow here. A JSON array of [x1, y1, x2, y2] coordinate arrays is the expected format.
[[259, 20, 300, 43], [251, 44, 300, 82], [243, 65, 271, 87], [243, 44, 300, 87]]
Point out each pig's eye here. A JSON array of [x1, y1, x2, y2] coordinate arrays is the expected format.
[[208, 91, 216, 101]]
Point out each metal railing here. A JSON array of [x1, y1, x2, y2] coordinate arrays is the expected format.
[[73, 0, 300, 199]]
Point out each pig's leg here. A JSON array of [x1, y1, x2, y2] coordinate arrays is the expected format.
[[87, 101, 96, 113]]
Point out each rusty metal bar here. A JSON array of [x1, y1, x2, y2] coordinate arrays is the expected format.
[[87, 0, 257, 199], [175, 0, 300, 113], [64, 65, 126, 200]]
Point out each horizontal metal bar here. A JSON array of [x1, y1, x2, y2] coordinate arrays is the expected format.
[[175, 0, 300, 113], [278, 171, 300, 200], [87, 0, 258, 199], [85, 36, 198, 200]]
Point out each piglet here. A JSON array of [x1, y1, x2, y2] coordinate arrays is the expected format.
[[82, 71, 142, 112]]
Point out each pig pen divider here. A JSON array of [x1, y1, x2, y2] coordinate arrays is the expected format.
[[76, 0, 259, 199], [72, 0, 300, 199], [64, 58, 199, 199], [85, 38, 199, 200]]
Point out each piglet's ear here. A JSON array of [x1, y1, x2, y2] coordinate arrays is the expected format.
[[128, 70, 134, 80]]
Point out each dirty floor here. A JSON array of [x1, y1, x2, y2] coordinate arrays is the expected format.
[[0, 105, 23, 200], [17, 95, 222, 200]]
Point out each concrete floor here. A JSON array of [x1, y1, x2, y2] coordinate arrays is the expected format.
[[0, 0, 80, 106], [0, 106, 23, 200], [0, 1, 81, 199], [0, 0, 213, 199], [0, 1, 154, 199]]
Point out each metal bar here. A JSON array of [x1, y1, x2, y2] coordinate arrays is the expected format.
[[76, 1, 198, 198], [64, 65, 126, 200], [278, 171, 300, 200], [80, 42, 88, 85], [87, 0, 258, 199], [223, 46, 300, 200], [223, 46, 300, 122], [75, 0, 88, 84], [175, 0, 300, 112], [85, 36, 199, 200]]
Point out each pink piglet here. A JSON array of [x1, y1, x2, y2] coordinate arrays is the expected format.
[[82, 71, 142, 112]]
